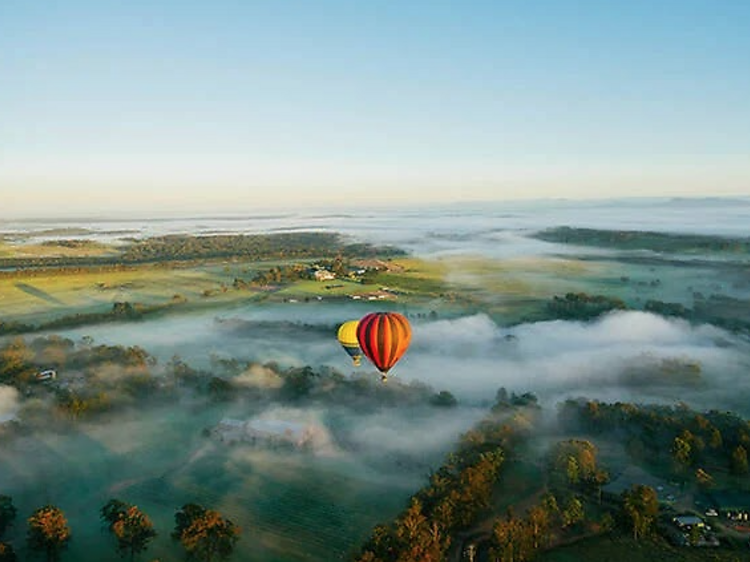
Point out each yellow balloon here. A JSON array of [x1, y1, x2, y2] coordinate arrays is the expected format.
[[337, 320, 362, 367], [337, 320, 359, 346]]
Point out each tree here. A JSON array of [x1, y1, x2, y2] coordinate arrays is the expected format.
[[173, 504, 240, 562], [695, 468, 714, 490], [0, 337, 34, 384], [394, 499, 445, 562], [599, 512, 615, 533], [621, 485, 659, 540], [207, 377, 234, 402], [27, 505, 71, 562], [526, 505, 550, 549], [0, 542, 16, 562], [101, 499, 157, 561], [541, 493, 560, 527], [561, 497, 584, 528], [671, 435, 692, 471], [101, 499, 129, 527], [173, 504, 205, 539], [355, 551, 380, 562], [358, 524, 396, 562], [688, 524, 701, 546], [430, 391, 457, 408], [708, 427, 723, 449], [491, 515, 531, 562], [565, 456, 580, 485], [0, 496, 17, 537], [590, 469, 609, 504], [551, 440, 600, 488], [731, 445, 749, 475]]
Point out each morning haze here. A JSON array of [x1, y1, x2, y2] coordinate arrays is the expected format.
[[1, 1, 750, 561]]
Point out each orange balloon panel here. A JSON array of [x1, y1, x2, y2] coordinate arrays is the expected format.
[[356, 312, 411, 374]]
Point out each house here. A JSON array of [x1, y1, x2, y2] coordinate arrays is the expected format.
[[35, 369, 57, 382], [673, 515, 704, 529], [211, 417, 324, 450], [668, 514, 720, 548], [314, 269, 336, 281]]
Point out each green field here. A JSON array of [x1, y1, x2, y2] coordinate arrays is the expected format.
[[3, 233, 750, 335], [0, 239, 115, 259], [0, 255, 480, 328], [0, 267, 226, 323]]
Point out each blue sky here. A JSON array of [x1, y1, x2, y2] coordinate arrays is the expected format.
[[1, 1, 749, 216]]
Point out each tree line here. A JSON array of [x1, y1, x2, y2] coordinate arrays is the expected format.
[[485, 404, 731, 561], [353, 395, 539, 561], [351, 389, 697, 562], [545, 292, 627, 321], [559, 398, 750, 484], [533, 227, 750, 255], [0, 496, 238, 562], [0, 335, 459, 431], [0, 232, 406, 271], [0, 299, 189, 337], [542, 291, 750, 335]]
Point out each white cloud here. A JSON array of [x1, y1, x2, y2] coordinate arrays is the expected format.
[[400, 311, 750, 412]]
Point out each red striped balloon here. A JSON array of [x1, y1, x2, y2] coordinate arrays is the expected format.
[[356, 312, 412, 375]]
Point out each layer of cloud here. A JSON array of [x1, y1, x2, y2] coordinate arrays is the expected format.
[[402, 311, 750, 413]]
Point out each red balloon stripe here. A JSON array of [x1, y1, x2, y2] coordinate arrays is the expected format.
[[357, 312, 411, 374], [385, 313, 409, 367]]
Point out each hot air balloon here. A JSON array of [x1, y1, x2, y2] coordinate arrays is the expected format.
[[337, 320, 362, 367], [356, 312, 412, 381]]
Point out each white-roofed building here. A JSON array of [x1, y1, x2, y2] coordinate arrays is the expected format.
[[212, 417, 319, 449]]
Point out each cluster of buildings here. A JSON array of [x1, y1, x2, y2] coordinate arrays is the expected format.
[[702, 491, 750, 530], [668, 514, 720, 547]]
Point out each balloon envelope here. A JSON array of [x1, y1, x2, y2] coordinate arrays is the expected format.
[[337, 320, 362, 367], [356, 312, 412, 375]]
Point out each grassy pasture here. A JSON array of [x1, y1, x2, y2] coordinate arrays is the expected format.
[[428, 256, 617, 323], [0, 242, 14, 258], [0, 266, 225, 323], [439, 256, 607, 298], [0, 239, 116, 258], [3, 248, 745, 332], [0, 253, 622, 329], [275, 278, 364, 298], [0, 256, 453, 327]]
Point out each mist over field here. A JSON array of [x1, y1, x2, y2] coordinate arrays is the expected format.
[[408, 311, 750, 412], [2, 199, 750, 560], [47, 305, 750, 417]]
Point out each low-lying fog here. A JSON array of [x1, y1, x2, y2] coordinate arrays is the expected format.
[[0, 396, 484, 561], [50, 305, 750, 417]]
